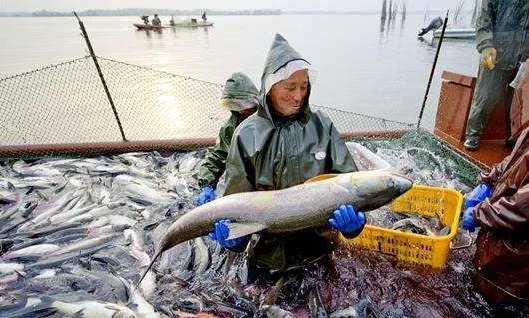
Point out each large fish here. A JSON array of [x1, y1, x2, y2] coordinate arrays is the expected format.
[[138, 170, 412, 284]]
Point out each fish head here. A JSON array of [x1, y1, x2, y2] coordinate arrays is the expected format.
[[342, 170, 413, 211]]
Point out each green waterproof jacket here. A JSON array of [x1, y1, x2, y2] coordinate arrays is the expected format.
[[476, 0, 529, 70], [197, 112, 244, 188], [224, 34, 358, 271]]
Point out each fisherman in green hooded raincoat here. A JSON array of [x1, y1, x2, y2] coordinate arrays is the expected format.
[[206, 34, 366, 309], [196, 72, 259, 206]]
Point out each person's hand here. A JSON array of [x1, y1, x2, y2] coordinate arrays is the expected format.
[[463, 183, 492, 210], [196, 186, 216, 206], [462, 207, 476, 232], [480, 47, 497, 70], [208, 219, 245, 248], [329, 205, 366, 236]]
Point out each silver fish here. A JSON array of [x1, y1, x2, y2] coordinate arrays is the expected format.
[[139, 170, 412, 284]]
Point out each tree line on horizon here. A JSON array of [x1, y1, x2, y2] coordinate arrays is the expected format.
[[0, 8, 282, 17]]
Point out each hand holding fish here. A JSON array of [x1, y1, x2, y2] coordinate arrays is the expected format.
[[463, 183, 492, 210], [208, 219, 246, 248], [461, 208, 476, 232], [329, 204, 366, 237]]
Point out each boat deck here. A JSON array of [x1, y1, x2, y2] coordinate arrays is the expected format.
[[441, 136, 511, 169]]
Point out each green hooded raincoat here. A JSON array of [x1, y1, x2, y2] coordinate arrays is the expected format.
[[197, 73, 258, 188], [224, 34, 358, 271]]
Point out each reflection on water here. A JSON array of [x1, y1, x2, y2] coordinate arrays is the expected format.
[[0, 14, 478, 129]]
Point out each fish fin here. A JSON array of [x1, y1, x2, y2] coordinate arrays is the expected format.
[[137, 249, 161, 287], [438, 226, 451, 236], [69, 309, 85, 318], [14, 269, 26, 277], [304, 174, 338, 183], [226, 222, 266, 240]]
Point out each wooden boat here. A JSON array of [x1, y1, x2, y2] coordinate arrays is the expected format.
[[433, 69, 529, 169], [170, 19, 213, 28], [133, 24, 171, 31]]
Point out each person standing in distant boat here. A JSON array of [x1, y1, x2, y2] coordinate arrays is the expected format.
[[151, 14, 161, 27], [202, 11, 207, 22]]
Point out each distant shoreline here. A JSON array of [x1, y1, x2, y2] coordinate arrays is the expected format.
[[0, 9, 434, 18], [0, 9, 281, 17]]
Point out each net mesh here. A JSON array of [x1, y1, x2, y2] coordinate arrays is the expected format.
[[0, 55, 411, 148], [0, 55, 484, 180], [0, 57, 122, 145]]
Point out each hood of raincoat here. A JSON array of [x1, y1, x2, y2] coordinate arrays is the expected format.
[[220, 72, 259, 112], [257, 34, 313, 125]]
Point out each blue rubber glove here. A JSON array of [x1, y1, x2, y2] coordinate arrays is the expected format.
[[329, 205, 366, 235], [196, 186, 216, 206], [461, 207, 476, 232], [463, 183, 492, 210], [208, 219, 245, 248]]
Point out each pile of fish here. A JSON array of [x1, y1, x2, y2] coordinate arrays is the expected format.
[[1, 137, 527, 317], [0, 151, 223, 317], [366, 207, 451, 237], [1, 150, 410, 318]]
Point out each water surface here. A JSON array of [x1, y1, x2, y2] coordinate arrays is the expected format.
[[0, 14, 479, 128]]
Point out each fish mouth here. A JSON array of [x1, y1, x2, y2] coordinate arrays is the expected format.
[[389, 172, 413, 195]]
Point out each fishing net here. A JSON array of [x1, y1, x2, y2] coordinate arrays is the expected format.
[[354, 130, 482, 187], [0, 55, 412, 159], [0, 56, 503, 317]]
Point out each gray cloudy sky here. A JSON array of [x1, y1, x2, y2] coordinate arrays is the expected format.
[[0, 1, 470, 13]]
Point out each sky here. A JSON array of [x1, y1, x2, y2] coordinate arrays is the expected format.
[[0, 0, 473, 13]]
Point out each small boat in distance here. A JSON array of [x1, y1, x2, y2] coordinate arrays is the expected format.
[[134, 14, 169, 31], [170, 17, 213, 28], [172, 19, 214, 27], [433, 28, 476, 39], [133, 24, 171, 31], [417, 17, 475, 40], [134, 14, 213, 31]]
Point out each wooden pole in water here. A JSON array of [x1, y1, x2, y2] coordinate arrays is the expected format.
[[73, 11, 128, 142], [381, 0, 387, 21], [417, 10, 449, 129]]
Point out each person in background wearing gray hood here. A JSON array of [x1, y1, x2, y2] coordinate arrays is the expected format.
[[196, 73, 259, 206], [207, 34, 365, 312]]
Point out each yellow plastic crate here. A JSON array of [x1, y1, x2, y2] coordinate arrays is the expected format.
[[340, 185, 463, 268]]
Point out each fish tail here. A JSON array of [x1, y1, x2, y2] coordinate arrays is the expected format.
[[137, 249, 161, 287]]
